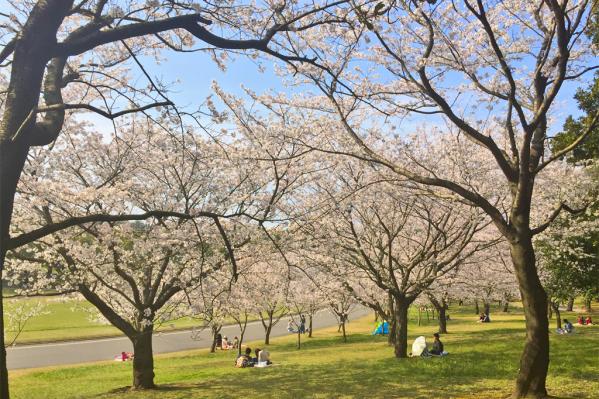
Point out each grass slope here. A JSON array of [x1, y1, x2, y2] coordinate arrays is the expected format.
[[9, 305, 599, 399]]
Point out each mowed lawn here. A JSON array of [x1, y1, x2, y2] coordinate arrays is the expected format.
[[5, 297, 206, 344], [10, 305, 599, 399]]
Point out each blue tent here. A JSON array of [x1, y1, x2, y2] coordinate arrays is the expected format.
[[372, 321, 389, 335]]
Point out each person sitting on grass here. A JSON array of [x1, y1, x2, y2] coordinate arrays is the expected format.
[[258, 348, 272, 365], [287, 319, 297, 333], [577, 315, 585, 325], [585, 316, 593, 325], [564, 319, 574, 333], [235, 347, 253, 368], [429, 333, 444, 355]]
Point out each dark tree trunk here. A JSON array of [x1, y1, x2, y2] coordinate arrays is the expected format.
[[548, 302, 553, 320], [388, 316, 397, 345], [550, 302, 561, 330], [210, 325, 221, 353], [0, 268, 7, 399], [265, 324, 272, 345], [393, 300, 410, 358], [484, 302, 490, 316], [308, 314, 313, 338], [438, 306, 447, 334], [132, 330, 155, 389], [503, 300, 510, 313], [341, 321, 347, 342], [474, 300, 480, 315], [510, 237, 549, 399], [297, 329, 301, 349], [566, 297, 574, 312]]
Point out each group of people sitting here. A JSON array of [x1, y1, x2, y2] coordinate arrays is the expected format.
[[576, 315, 593, 326], [216, 334, 239, 350], [235, 347, 272, 368], [557, 316, 594, 335], [287, 315, 308, 334], [478, 313, 491, 323]]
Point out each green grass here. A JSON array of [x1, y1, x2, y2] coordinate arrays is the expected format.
[[4, 296, 281, 345], [4, 297, 204, 345], [9, 304, 599, 399]]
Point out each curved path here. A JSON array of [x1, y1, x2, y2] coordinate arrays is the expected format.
[[7, 306, 371, 370]]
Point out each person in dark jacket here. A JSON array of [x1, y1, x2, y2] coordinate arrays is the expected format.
[[429, 333, 444, 355]]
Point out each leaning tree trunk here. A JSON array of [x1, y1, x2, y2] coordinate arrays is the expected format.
[[566, 297, 574, 312], [131, 329, 155, 389], [210, 325, 221, 353], [510, 235, 549, 399], [393, 300, 410, 358], [550, 302, 561, 330], [265, 323, 273, 345]]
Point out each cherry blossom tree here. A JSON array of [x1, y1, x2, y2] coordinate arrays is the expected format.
[[0, 1, 357, 395], [299, 166, 492, 358], [270, 1, 598, 396]]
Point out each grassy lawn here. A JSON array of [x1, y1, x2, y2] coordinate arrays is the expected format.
[[9, 305, 599, 399], [4, 297, 203, 345]]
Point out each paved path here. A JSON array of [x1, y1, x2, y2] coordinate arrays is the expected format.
[[7, 306, 371, 370]]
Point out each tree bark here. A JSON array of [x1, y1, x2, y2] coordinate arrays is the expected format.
[[566, 297, 574, 312], [484, 302, 491, 317], [510, 237, 549, 399], [393, 300, 410, 358], [308, 313, 313, 338], [550, 302, 561, 330], [265, 324, 272, 345], [438, 306, 447, 334], [341, 321, 347, 343], [503, 300, 510, 313], [388, 316, 397, 346], [210, 325, 221, 353], [0, 268, 8, 399], [474, 300, 480, 315], [132, 330, 155, 389]]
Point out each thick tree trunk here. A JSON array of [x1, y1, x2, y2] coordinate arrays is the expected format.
[[510, 237, 549, 399], [388, 316, 397, 345], [210, 326, 221, 353], [132, 330, 155, 389], [438, 306, 447, 334], [484, 302, 491, 317], [265, 324, 272, 345], [566, 297, 574, 312], [474, 300, 480, 315], [393, 300, 410, 358]]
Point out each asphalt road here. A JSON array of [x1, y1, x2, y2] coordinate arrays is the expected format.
[[7, 306, 371, 370]]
